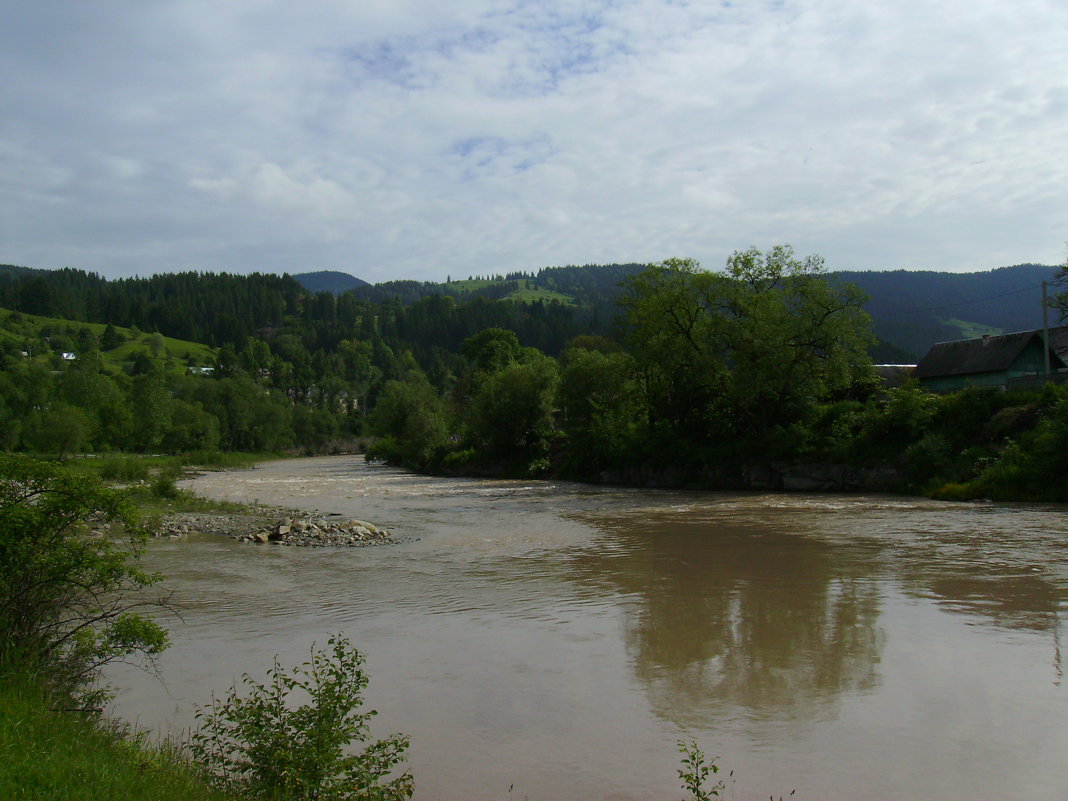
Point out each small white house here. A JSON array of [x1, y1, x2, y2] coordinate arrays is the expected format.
[[61, 352, 76, 361]]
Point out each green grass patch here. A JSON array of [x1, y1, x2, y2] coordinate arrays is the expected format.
[[440, 278, 577, 305], [927, 481, 981, 501], [69, 451, 270, 476], [132, 487, 266, 517], [508, 286, 574, 304], [943, 317, 1002, 340], [0, 307, 215, 376], [441, 278, 502, 293], [0, 677, 227, 801], [106, 335, 214, 372], [65, 451, 279, 515]]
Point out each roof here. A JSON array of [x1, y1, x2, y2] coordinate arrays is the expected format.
[[913, 330, 1041, 379]]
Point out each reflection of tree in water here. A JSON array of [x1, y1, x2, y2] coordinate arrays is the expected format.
[[892, 528, 1067, 683], [891, 524, 1066, 634], [912, 571, 1062, 631], [568, 515, 885, 725]]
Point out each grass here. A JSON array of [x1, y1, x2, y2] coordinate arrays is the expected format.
[[135, 487, 267, 517], [944, 317, 1002, 340], [0, 676, 228, 801], [64, 451, 278, 516], [68, 451, 268, 478], [0, 307, 215, 376], [441, 277, 502, 293], [508, 285, 574, 304], [440, 279, 576, 305], [107, 335, 215, 372]]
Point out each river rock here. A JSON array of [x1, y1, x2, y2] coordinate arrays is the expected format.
[[154, 510, 395, 547], [242, 516, 394, 547]]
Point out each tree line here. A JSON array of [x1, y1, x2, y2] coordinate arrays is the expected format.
[[366, 246, 1068, 502], [0, 264, 623, 457], [3, 247, 1068, 501], [369, 246, 878, 479]]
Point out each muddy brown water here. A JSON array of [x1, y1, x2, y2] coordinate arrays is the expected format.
[[108, 456, 1068, 800]]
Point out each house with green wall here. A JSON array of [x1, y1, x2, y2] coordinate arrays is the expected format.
[[913, 327, 1068, 392]]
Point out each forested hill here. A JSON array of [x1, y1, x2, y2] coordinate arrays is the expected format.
[[293, 270, 369, 294], [0, 264, 43, 281], [0, 266, 610, 357], [0, 269, 305, 347], [297, 261, 1061, 361], [0, 260, 1062, 360], [333, 263, 646, 308], [836, 263, 1060, 360]]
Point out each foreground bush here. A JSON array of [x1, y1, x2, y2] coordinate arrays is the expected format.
[[0, 454, 168, 704], [192, 633, 413, 801]]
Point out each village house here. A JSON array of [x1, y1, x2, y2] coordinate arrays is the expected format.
[[913, 326, 1068, 392]]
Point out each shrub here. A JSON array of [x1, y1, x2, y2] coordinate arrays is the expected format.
[[677, 740, 723, 801], [932, 386, 1010, 449], [960, 394, 1068, 502], [99, 456, 151, 483], [903, 432, 953, 489], [439, 447, 475, 471], [150, 474, 180, 499], [983, 403, 1040, 442], [928, 482, 980, 501], [191, 634, 413, 801], [0, 455, 168, 704]]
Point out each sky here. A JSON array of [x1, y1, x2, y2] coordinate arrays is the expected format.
[[2, 0, 1066, 283]]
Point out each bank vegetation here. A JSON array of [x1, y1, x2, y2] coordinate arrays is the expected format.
[[366, 248, 1068, 503]]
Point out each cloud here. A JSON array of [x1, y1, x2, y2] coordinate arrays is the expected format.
[[1, 0, 1066, 280]]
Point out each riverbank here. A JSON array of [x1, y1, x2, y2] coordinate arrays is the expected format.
[[0, 677, 227, 801], [74, 453, 399, 547]]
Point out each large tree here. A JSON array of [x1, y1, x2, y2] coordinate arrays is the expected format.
[[621, 246, 873, 459], [367, 372, 449, 469], [559, 347, 643, 473]]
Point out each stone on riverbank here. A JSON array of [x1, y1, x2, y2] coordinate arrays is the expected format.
[[244, 516, 393, 547], [153, 511, 395, 547]]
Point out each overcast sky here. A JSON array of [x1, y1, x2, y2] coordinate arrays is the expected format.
[[2, 1, 1066, 282]]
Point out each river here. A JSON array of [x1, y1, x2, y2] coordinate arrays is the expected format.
[[108, 455, 1068, 800]]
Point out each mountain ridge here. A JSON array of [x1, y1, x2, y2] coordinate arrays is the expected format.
[[5, 259, 1065, 360]]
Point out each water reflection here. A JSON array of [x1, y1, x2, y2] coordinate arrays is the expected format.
[[569, 514, 885, 725], [888, 519, 1067, 635]]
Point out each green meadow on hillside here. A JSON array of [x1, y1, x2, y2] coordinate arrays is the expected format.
[[0, 308, 215, 376], [443, 277, 574, 304]]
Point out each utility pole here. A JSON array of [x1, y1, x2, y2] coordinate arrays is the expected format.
[[1043, 280, 1051, 378]]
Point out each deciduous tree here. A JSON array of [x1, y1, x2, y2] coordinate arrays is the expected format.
[[0, 456, 168, 702], [621, 247, 873, 459]]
